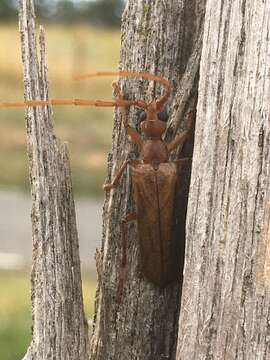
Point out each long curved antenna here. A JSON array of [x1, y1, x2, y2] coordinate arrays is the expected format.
[[0, 97, 145, 110], [0, 71, 171, 111], [75, 70, 172, 110]]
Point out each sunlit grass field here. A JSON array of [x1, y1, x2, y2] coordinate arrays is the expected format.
[[0, 23, 121, 196], [0, 270, 96, 360]]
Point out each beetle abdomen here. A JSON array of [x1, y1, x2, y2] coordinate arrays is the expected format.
[[131, 163, 179, 287]]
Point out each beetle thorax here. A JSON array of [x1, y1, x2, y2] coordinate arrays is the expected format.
[[140, 119, 166, 139], [139, 102, 169, 168], [140, 140, 169, 168]]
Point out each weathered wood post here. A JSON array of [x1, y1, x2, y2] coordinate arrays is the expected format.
[[177, 0, 270, 358], [19, 1, 89, 359], [90, 1, 205, 359]]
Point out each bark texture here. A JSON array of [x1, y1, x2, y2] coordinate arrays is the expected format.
[[90, 1, 205, 359], [19, 1, 89, 359], [177, 0, 270, 359]]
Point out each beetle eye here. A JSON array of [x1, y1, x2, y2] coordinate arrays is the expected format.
[[158, 109, 169, 122], [139, 110, 147, 123]]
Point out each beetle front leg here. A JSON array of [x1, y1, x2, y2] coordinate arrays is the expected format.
[[112, 81, 143, 149]]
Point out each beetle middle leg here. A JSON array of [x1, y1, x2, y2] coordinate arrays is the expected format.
[[167, 131, 189, 153], [167, 110, 194, 153], [103, 159, 131, 191], [103, 159, 140, 191], [117, 212, 137, 302]]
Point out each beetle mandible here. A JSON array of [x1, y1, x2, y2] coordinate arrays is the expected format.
[[0, 70, 193, 288]]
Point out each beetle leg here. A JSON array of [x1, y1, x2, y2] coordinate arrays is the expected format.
[[117, 212, 137, 303], [103, 159, 140, 191], [112, 81, 143, 149], [103, 159, 131, 191], [167, 110, 195, 153], [167, 131, 189, 153]]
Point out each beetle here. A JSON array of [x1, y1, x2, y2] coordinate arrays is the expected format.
[[0, 70, 193, 288], [101, 74, 192, 289]]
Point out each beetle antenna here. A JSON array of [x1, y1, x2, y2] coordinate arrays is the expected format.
[[0, 71, 171, 111], [0, 97, 145, 110], [75, 70, 172, 111]]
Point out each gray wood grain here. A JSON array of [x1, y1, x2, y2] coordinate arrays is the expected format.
[[19, 1, 89, 359], [177, 0, 270, 358]]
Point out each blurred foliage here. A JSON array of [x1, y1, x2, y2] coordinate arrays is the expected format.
[[0, 270, 96, 360], [0, 0, 125, 27], [0, 1, 17, 21], [79, 0, 125, 27], [0, 24, 120, 197]]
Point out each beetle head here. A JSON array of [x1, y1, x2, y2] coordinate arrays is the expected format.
[[140, 101, 167, 139]]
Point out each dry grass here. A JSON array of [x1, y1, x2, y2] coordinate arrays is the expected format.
[[0, 24, 121, 196]]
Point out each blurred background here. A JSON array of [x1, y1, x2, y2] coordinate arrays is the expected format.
[[0, 0, 125, 358]]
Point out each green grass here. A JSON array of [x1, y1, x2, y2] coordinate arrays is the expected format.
[[0, 24, 120, 197], [0, 270, 96, 360], [0, 271, 31, 360]]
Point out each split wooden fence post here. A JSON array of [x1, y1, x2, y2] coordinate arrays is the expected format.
[[19, 1, 89, 359]]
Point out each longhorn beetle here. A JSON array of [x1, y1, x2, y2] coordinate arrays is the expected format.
[[0, 71, 193, 288]]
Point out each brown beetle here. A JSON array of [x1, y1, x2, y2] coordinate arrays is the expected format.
[[0, 70, 192, 288], [99, 73, 192, 288]]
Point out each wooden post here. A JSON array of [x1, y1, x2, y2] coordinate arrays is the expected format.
[[19, 1, 89, 359], [90, 1, 205, 359], [177, 0, 270, 358]]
